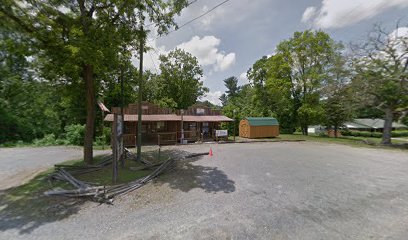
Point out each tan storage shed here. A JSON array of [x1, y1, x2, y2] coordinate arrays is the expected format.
[[239, 117, 279, 138]]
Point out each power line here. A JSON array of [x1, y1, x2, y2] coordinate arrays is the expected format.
[[144, 0, 199, 28], [157, 0, 230, 39], [147, 51, 159, 74], [145, 34, 162, 74]]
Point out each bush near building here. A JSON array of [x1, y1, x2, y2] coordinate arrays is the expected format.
[[341, 130, 408, 138]]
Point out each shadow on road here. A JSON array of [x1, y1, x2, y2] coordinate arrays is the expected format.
[[0, 149, 235, 234], [156, 153, 236, 194], [0, 175, 86, 234]]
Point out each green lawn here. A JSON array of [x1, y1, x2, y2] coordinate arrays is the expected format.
[[229, 133, 407, 150], [278, 133, 407, 145], [1, 148, 174, 219]]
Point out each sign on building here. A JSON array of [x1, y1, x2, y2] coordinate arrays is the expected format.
[[216, 130, 228, 137]]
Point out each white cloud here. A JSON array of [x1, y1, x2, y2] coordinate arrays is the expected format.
[[133, 35, 236, 73], [238, 72, 250, 85], [389, 27, 408, 39], [201, 91, 223, 106], [199, 5, 226, 29], [301, 6, 317, 23], [176, 35, 236, 72], [302, 0, 408, 29], [388, 27, 408, 59]]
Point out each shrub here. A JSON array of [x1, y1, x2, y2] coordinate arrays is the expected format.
[[55, 138, 69, 145], [102, 126, 111, 144], [95, 127, 111, 146], [340, 129, 351, 136], [340, 130, 408, 138], [65, 124, 85, 145], [391, 130, 408, 137], [342, 130, 382, 138], [33, 134, 57, 146]]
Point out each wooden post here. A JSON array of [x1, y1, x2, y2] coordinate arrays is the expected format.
[[136, 12, 144, 162], [102, 111, 105, 150], [112, 114, 118, 184], [120, 63, 125, 168], [233, 109, 236, 141]]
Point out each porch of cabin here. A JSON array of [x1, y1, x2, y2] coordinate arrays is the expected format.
[[121, 120, 222, 147]]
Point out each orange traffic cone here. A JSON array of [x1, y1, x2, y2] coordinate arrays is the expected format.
[[208, 147, 213, 157]]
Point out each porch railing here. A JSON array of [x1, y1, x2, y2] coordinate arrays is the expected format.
[[122, 130, 217, 146]]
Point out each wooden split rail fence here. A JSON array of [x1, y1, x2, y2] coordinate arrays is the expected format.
[[45, 151, 208, 203]]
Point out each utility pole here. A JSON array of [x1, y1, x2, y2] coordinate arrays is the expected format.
[[180, 109, 184, 144], [136, 11, 144, 162], [233, 109, 236, 141], [120, 61, 125, 168]]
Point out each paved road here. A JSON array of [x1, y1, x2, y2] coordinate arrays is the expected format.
[[1, 142, 408, 239], [0, 146, 110, 190]]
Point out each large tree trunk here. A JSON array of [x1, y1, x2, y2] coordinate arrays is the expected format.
[[381, 108, 393, 145], [334, 125, 338, 138], [83, 64, 95, 164], [301, 125, 308, 135]]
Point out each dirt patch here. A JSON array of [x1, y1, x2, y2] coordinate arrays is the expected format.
[[1, 169, 48, 190]]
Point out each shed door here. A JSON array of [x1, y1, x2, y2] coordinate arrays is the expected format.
[[240, 121, 249, 138]]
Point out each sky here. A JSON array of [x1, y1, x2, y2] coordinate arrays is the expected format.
[[140, 0, 408, 105]]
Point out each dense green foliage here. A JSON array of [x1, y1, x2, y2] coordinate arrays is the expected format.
[[0, 0, 189, 157], [155, 49, 208, 109], [223, 30, 347, 135], [221, 26, 407, 143], [351, 25, 408, 144], [341, 130, 408, 138], [1, 10, 406, 149]]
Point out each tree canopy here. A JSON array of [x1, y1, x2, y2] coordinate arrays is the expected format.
[[351, 25, 408, 144], [156, 48, 208, 110], [1, 0, 188, 162]]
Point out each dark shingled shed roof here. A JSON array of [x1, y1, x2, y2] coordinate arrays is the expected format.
[[245, 117, 279, 126]]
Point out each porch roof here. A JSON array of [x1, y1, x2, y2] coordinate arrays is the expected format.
[[104, 114, 181, 122], [104, 114, 233, 122], [183, 115, 233, 122]]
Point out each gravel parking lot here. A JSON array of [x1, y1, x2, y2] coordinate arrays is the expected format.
[[1, 142, 408, 239], [0, 146, 110, 190]]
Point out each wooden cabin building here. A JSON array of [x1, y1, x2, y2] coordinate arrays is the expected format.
[[104, 102, 232, 146], [239, 117, 279, 138]]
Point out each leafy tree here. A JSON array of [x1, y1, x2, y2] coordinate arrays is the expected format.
[[0, 26, 63, 143], [222, 84, 255, 136], [195, 100, 221, 109], [156, 48, 208, 110], [224, 76, 241, 98], [273, 30, 342, 135], [324, 93, 353, 137], [219, 93, 228, 106], [247, 56, 271, 116], [219, 76, 241, 106], [351, 24, 408, 145], [1, 0, 188, 163], [322, 54, 355, 137]]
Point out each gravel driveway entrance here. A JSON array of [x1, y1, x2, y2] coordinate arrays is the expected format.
[[0, 146, 110, 190]]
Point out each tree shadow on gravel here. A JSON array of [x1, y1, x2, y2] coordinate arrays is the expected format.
[[0, 174, 87, 234], [155, 151, 236, 193], [0, 149, 235, 234]]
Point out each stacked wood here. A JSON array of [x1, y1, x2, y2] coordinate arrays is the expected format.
[[45, 152, 207, 203]]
